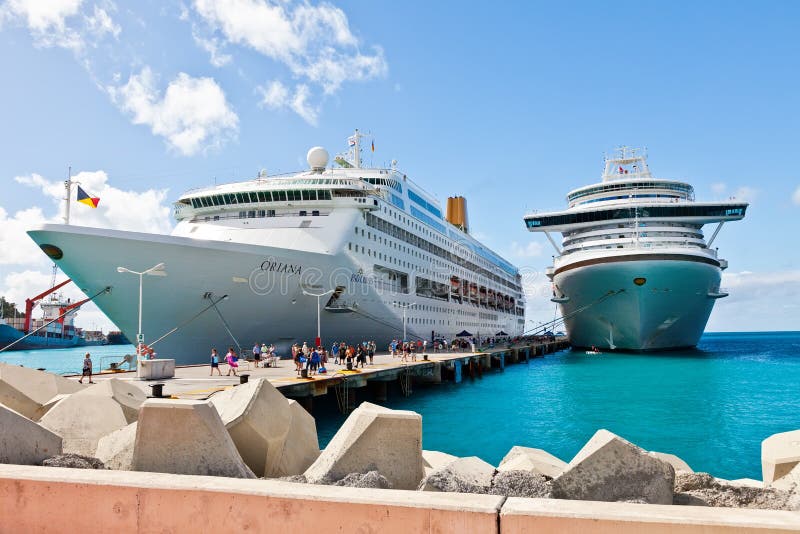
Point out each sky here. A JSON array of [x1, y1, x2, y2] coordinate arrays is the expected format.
[[0, 0, 798, 333]]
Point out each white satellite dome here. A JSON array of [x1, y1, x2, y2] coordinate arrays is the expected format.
[[307, 146, 329, 170]]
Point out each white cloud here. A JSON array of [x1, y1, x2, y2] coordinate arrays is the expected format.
[[107, 67, 239, 156], [14, 170, 173, 234], [1, 0, 83, 33], [707, 269, 800, 331], [0, 205, 53, 268], [190, 0, 387, 121], [509, 241, 544, 258], [1, 171, 172, 269], [1, 0, 121, 52], [85, 5, 120, 40], [257, 80, 319, 125], [0, 170, 174, 331], [257, 80, 289, 108], [192, 30, 231, 67], [711, 182, 727, 195], [793, 186, 800, 206]]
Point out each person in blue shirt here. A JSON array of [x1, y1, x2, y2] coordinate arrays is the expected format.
[[210, 348, 222, 376], [331, 342, 340, 364], [310, 348, 320, 375]]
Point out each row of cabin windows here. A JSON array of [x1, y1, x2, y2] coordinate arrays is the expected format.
[[189, 189, 334, 209], [348, 237, 520, 310], [381, 203, 511, 280], [363, 213, 521, 293]]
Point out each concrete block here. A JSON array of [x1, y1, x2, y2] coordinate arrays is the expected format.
[[210, 378, 293, 477], [31, 393, 70, 422], [305, 402, 423, 490], [138, 359, 175, 380], [0, 363, 83, 420], [649, 451, 694, 473], [771, 463, 800, 492], [39, 378, 145, 456], [423, 450, 458, 476], [420, 456, 496, 494], [498, 446, 567, 478], [133, 399, 255, 478], [95, 422, 137, 471], [274, 399, 320, 477], [762, 429, 800, 486], [551, 429, 675, 504], [0, 403, 61, 465]]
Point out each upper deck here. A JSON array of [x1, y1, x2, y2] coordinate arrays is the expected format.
[[525, 147, 747, 232], [524, 202, 748, 232], [170, 131, 520, 278]]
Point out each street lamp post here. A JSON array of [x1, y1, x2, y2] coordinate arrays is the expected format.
[[302, 288, 334, 347], [398, 302, 417, 341], [116, 263, 166, 376]]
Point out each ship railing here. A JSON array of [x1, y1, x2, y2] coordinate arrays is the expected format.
[[558, 242, 719, 260]]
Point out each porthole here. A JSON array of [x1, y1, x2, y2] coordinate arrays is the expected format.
[[39, 244, 63, 260]]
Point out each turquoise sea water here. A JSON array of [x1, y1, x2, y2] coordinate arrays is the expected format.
[[0, 344, 136, 375], [314, 331, 800, 481], [3, 332, 799, 480]]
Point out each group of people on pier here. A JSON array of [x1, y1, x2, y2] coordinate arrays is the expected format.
[[290, 340, 378, 376], [206, 333, 549, 376]]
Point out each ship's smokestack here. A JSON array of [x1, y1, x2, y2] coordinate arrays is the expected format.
[[446, 196, 469, 233]]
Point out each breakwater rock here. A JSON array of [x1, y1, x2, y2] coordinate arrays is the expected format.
[[1, 367, 799, 512]]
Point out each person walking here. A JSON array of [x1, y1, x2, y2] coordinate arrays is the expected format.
[[332, 342, 340, 365], [252, 342, 262, 367], [78, 353, 93, 384], [210, 348, 222, 376], [225, 347, 239, 376]]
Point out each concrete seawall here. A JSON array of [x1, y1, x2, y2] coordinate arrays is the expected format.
[[2, 464, 798, 533]]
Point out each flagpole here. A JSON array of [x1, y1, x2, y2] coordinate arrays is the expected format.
[[64, 166, 71, 225]]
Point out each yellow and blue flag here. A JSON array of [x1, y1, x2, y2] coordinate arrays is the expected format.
[[76, 185, 100, 208]]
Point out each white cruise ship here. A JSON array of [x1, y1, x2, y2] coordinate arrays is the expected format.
[[524, 147, 747, 351], [27, 131, 525, 363]]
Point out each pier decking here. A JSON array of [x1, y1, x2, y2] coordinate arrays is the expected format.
[[81, 340, 569, 413]]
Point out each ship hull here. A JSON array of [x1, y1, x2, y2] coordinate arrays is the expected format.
[[0, 324, 84, 350], [554, 258, 721, 351], [28, 224, 520, 364]]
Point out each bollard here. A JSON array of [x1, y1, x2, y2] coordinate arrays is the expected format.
[[346, 361, 353, 371], [300, 369, 308, 379], [240, 374, 250, 384], [149, 383, 165, 398]]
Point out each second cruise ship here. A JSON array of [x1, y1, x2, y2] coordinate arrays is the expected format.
[[27, 131, 525, 363], [524, 147, 747, 351]]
